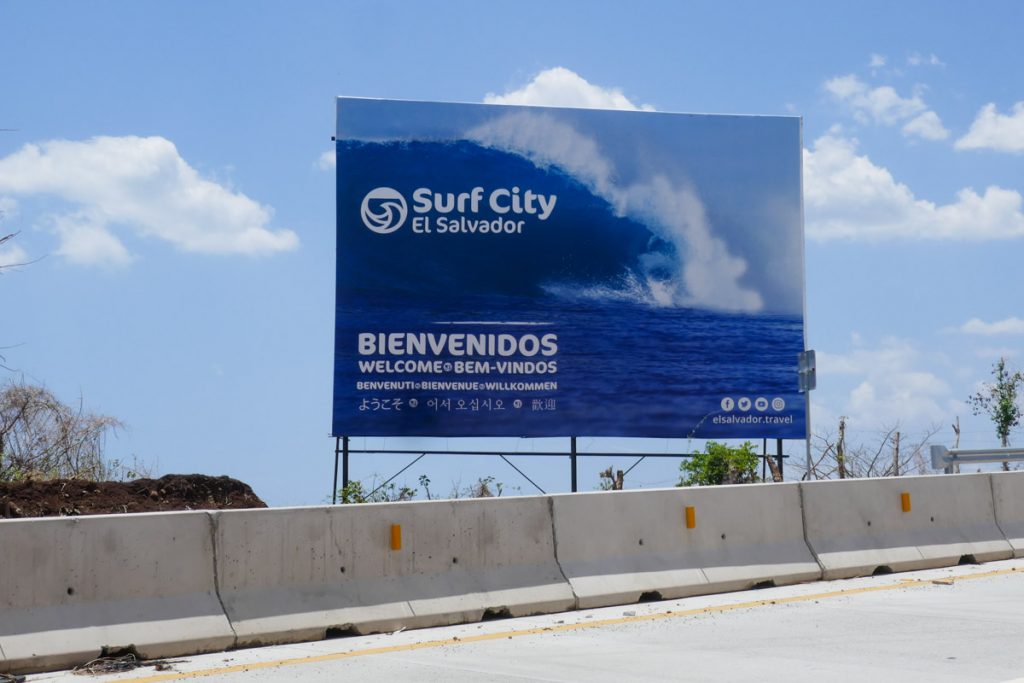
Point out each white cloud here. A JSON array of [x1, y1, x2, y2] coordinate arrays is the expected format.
[[908, 52, 944, 67], [804, 133, 1024, 241], [974, 346, 1020, 360], [824, 74, 948, 141], [0, 197, 28, 267], [484, 67, 654, 111], [0, 136, 299, 266], [0, 242, 27, 268], [955, 102, 1024, 154], [902, 110, 950, 140], [317, 149, 336, 170], [50, 210, 133, 267], [868, 54, 887, 69], [958, 317, 1024, 335], [824, 74, 927, 125], [817, 338, 961, 428], [0, 196, 16, 221]]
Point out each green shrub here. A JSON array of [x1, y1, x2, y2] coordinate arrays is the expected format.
[[678, 441, 760, 486]]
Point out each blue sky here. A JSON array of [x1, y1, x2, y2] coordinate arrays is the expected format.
[[2, 1, 1023, 503]]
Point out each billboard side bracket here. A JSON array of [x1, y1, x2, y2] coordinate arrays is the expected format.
[[342, 435, 350, 491], [777, 438, 784, 481], [361, 452, 426, 501], [499, 454, 546, 495]]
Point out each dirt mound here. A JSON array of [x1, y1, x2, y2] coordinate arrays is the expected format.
[[0, 474, 267, 518]]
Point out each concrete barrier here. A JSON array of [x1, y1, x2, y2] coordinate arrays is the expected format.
[[214, 496, 575, 647], [549, 484, 821, 609], [0, 511, 234, 675], [6, 473, 1022, 673], [992, 471, 1024, 558], [801, 474, 1013, 579]]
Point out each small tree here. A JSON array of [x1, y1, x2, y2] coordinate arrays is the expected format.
[[449, 475, 505, 498], [336, 474, 514, 504], [0, 381, 125, 481], [678, 441, 759, 487], [418, 474, 433, 500], [597, 466, 624, 490], [338, 477, 417, 504], [968, 358, 1024, 457]]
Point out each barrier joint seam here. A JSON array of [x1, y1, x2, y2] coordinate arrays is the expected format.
[[207, 511, 239, 645], [796, 483, 825, 578], [546, 496, 579, 609], [989, 474, 1011, 546]]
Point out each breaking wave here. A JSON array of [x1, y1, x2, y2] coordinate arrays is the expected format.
[[338, 130, 763, 313]]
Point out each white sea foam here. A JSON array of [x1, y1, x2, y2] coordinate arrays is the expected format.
[[466, 113, 763, 313]]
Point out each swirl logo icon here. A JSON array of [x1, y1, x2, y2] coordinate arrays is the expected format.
[[360, 187, 408, 234]]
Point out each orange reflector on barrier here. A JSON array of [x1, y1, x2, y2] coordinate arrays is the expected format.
[[390, 524, 402, 550], [685, 506, 696, 529], [901, 492, 911, 513]]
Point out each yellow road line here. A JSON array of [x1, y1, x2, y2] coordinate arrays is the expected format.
[[119, 565, 1021, 683]]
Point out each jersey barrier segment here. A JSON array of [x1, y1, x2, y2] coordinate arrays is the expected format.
[[2, 473, 1022, 674]]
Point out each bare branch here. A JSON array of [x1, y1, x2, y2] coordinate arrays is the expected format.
[[810, 419, 942, 479], [1, 380, 127, 481]]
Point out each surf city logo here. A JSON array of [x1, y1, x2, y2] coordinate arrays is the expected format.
[[359, 186, 557, 235], [360, 187, 409, 234]]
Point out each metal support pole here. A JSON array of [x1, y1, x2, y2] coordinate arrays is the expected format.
[[332, 436, 341, 504], [570, 436, 578, 493], [805, 392, 813, 478], [342, 435, 350, 491], [776, 438, 784, 481], [762, 438, 768, 481]]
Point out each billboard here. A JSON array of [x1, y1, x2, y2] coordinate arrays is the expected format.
[[333, 98, 806, 439]]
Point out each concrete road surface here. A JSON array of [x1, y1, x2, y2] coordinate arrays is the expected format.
[[29, 558, 1024, 682]]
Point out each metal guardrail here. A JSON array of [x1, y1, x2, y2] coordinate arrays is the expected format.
[[930, 445, 1024, 472]]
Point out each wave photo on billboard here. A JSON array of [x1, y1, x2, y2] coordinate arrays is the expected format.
[[333, 98, 806, 439]]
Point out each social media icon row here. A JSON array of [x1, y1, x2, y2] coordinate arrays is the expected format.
[[720, 396, 786, 412]]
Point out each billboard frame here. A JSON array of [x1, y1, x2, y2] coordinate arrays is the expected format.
[[332, 97, 809, 492], [329, 436, 790, 503]]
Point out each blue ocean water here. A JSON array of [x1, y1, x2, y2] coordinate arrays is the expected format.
[[333, 138, 806, 439], [335, 292, 804, 439]]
